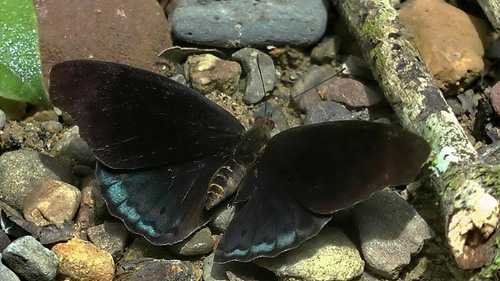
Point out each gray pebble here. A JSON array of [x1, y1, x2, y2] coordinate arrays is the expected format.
[[54, 126, 96, 166], [2, 236, 59, 281], [353, 191, 434, 279], [305, 101, 354, 125], [232, 48, 276, 104], [0, 150, 73, 210], [341, 55, 373, 80], [168, 227, 214, 256], [87, 222, 129, 260], [209, 204, 236, 233], [171, 0, 329, 47], [0, 109, 6, 130], [291, 65, 336, 111]]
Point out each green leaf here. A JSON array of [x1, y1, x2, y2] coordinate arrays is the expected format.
[[0, 0, 51, 108]]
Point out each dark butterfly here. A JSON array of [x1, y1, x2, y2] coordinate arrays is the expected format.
[[49, 60, 430, 263]]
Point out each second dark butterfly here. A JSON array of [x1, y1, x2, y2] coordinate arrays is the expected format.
[[49, 60, 430, 263]]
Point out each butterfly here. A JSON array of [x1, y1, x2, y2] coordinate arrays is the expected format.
[[49, 60, 430, 263]]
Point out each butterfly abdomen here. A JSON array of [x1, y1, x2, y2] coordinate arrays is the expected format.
[[205, 158, 248, 210]]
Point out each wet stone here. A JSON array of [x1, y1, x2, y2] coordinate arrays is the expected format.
[[2, 236, 59, 281], [0, 150, 73, 211], [168, 227, 214, 256], [232, 48, 276, 104], [353, 191, 434, 279], [171, 0, 328, 47], [23, 180, 81, 227], [305, 101, 354, 125], [115, 259, 192, 281], [87, 222, 130, 260]]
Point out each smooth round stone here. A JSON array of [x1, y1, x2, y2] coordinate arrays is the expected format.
[[305, 101, 354, 125], [52, 238, 115, 281], [2, 236, 59, 281], [168, 227, 214, 256], [0, 150, 73, 211], [171, 0, 329, 47]]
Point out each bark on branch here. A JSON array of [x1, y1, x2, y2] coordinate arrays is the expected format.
[[332, 0, 500, 272]]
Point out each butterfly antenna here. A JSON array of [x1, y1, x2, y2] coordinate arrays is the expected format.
[[269, 67, 346, 116], [256, 54, 270, 117]]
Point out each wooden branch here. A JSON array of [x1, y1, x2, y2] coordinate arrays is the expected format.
[[477, 0, 500, 32], [332, 0, 500, 271]]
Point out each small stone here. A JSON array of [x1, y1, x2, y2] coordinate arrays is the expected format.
[[115, 259, 192, 281], [24, 110, 59, 122], [23, 180, 81, 227], [254, 227, 364, 281], [87, 222, 129, 260], [203, 253, 275, 281], [341, 55, 373, 80], [490, 81, 500, 117], [209, 204, 236, 233], [353, 191, 434, 279], [446, 97, 465, 115], [321, 78, 384, 107], [171, 0, 328, 47], [2, 236, 59, 281], [311, 36, 341, 63], [39, 222, 78, 244], [0, 254, 21, 281], [118, 237, 173, 267], [0, 150, 73, 211], [0, 109, 6, 130], [54, 126, 96, 166], [187, 54, 242, 95], [41, 120, 62, 134], [52, 238, 115, 281], [291, 65, 336, 111], [75, 177, 107, 230], [0, 230, 11, 253], [399, 0, 489, 94], [168, 227, 214, 256], [305, 101, 354, 125], [232, 48, 276, 104]]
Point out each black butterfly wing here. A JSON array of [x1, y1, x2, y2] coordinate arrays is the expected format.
[[49, 60, 246, 244], [50, 60, 245, 169], [215, 121, 430, 262]]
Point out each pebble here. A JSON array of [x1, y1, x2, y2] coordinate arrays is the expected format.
[[115, 259, 192, 281], [490, 81, 500, 117], [0, 150, 73, 210], [311, 36, 341, 63], [305, 101, 354, 125], [291, 65, 337, 111], [209, 204, 236, 233], [87, 222, 130, 260], [203, 253, 275, 281], [52, 238, 115, 281], [0, 109, 6, 130], [232, 48, 276, 104], [36, 0, 172, 85], [353, 191, 434, 279], [171, 0, 328, 47], [24, 110, 58, 122], [0, 254, 20, 281], [118, 237, 173, 267], [23, 180, 81, 227], [187, 54, 242, 95], [341, 55, 373, 80], [254, 227, 364, 281], [446, 97, 465, 116], [2, 236, 59, 281], [321, 78, 384, 108], [54, 126, 96, 166], [168, 227, 214, 256], [41, 120, 63, 134], [399, 0, 489, 94], [0, 230, 11, 252], [38, 222, 78, 245]]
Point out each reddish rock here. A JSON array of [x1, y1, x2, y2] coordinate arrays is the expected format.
[[321, 78, 384, 108], [490, 81, 500, 117], [35, 0, 172, 86], [399, 0, 490, 95], [187, 54, 241, 95]]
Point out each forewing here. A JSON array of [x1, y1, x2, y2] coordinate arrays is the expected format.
[[262, 120, 430, 215], [50, 60, 244, 169], [215, 160, 331, 263], [96, 154, 227, 244]]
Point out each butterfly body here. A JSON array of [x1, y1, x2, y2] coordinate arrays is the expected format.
[[49, 60, 430, 263]]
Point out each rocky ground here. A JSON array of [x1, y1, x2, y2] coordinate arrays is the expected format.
[[0, 0, 499, 280]]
